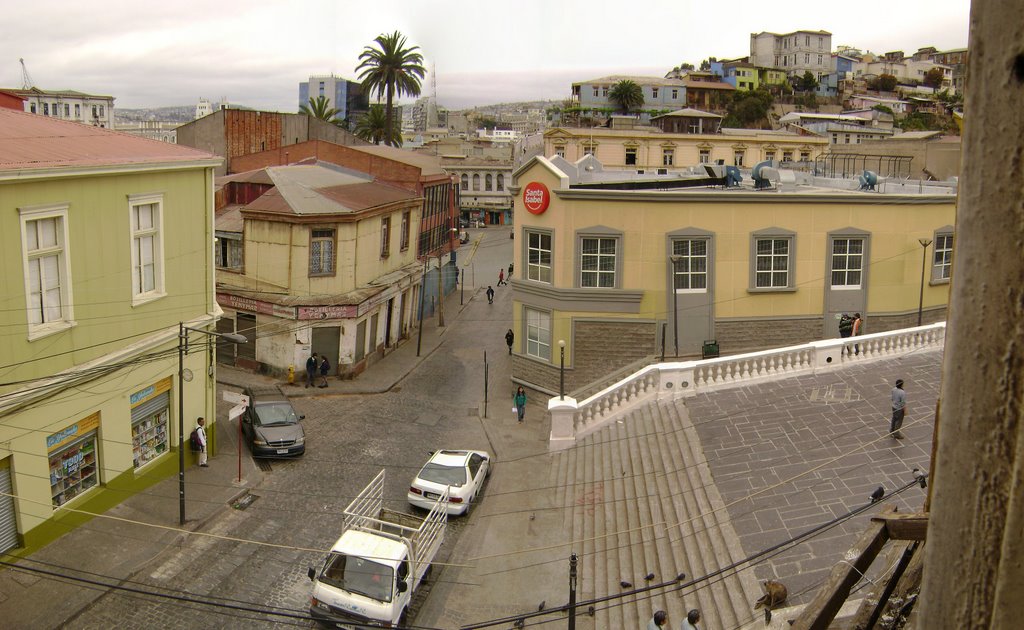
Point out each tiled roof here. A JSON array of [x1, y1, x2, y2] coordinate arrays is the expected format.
[[0, 108, 218, 172], [651, 108, 723, 119]]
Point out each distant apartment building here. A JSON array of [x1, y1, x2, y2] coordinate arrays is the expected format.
[[749, 30, 834, 81], [114, 120, 178, 143], [570, 75, 689, 121], [851, 53, 953, 92], [712, 60, 788, 91], [4, 87, 115, 127], [195, 97, 230, 119], [778, 111, 895, 146], [176, 108, 367, 176], [927, 48, 968, 94], [298, 74, 369, 123], [544, 124, 828, 170]]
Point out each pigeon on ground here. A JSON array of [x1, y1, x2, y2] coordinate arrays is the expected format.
[[644, 572, 656, 582], [587, 605, 595, 616], [620, 580, 633, 589], [913, 468, 928, 489], [537, 600, 545, 612], [870, 486, 885, 503], [754, 580, 788, 625], [513, 618, 525, 629]]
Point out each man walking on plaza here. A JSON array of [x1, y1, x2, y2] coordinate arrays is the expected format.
[[891, 378, 906, 439], [305, 352, 318, 388], [505, 328, 514, 354], [486, 285, 494, 304], [646, 610, 668, 629], [497, 268, 505, 286]]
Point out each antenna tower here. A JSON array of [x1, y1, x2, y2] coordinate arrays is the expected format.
[[19, 58, 34, 89]]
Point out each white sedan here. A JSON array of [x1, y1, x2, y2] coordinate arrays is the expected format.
[[407, 449, 491, 516]]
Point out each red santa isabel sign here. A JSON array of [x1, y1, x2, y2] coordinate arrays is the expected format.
[[522, 181, 550, 215]]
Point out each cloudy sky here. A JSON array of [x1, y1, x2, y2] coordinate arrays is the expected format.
[[2, 0, 971, 112]]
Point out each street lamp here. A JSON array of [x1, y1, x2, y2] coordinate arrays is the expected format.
[[559, 340, 566, 400], [178, 322, 246, 526], [917, 238, 932, 327]]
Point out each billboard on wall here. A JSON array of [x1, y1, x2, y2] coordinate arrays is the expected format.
[[522, 181, 550, 214]]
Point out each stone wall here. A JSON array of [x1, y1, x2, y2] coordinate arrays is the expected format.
[[714, 317, 822, 355], [514, 320, 657, 393]]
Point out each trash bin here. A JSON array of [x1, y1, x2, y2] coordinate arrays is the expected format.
[[702, 340, 720, 360]]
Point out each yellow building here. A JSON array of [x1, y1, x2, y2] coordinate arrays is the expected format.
[[508, 155, 956, 393], [0, 110, 220, 551], [215, 163, 428, 377], [544, 125, 829, 171]]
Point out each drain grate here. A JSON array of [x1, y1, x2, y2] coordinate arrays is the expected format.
[[255, 458, 273, 472], [233, 493, 259, 510]]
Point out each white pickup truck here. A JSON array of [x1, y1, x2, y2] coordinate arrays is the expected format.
[[308, 469, 447, 628]]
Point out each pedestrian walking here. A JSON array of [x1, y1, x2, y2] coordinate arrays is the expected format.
[[505, 328, 514, 355], [852, 313, 863, 355], [319, 355, 331, 388], [891, 378, 906, 439], [195, 417, 208, 467], [498, 268, 505, 286], [682, 609, 701, 630], [513, 386, 527, 423], [647, 610, 668, 629], [838, 312, 854, 355], [508, 262, 514, 278], [305, 352, 318, 388], [486, 285, 494, 304]]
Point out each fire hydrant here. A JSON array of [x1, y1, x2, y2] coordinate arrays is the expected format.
[[287, 364, 295, 385]]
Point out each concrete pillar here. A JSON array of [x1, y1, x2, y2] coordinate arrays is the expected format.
[[919, 4, 1024, 627], [548, 397, 578, 452]]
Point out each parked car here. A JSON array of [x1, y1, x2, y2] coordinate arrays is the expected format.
[[407, 449, 490, 515], [240, 385, 305, 457]]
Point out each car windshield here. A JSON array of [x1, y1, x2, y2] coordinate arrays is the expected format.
[[320, 553, 394, 603], [253, 402, 298, 427], [418, 462, 467, 487]]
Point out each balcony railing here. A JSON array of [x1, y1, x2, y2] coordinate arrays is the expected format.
[[548, 322, 945, 451]]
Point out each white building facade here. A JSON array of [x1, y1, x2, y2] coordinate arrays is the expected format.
[[12, 87, 114, 127]]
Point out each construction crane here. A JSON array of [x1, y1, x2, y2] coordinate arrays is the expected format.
[[19, 58, 34, 89]]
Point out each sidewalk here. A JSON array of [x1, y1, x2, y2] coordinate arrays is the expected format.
[[0, 292, 477, 629], [218, 290, 463, 397], [0, 394, 261, 628]]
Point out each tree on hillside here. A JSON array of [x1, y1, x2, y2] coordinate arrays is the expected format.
[[877, 73, 898, 92], [798, 71, 819, 92], [357, 30, 426, 146], [923, 67, 946, 89], [723, 87, 773, 128], [354, 104, 402, 146], [608, 79, 644, 115], [299, 96, 342, 125]]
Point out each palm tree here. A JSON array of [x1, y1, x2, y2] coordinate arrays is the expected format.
[[299, 95, 342, 125], [354, 104, 402, 146], [356, 31, 426, 147], [608, 79, 645, 115]]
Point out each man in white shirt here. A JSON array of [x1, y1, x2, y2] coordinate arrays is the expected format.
[[682, 608, 701, 630], [196, 417, 208, 467]]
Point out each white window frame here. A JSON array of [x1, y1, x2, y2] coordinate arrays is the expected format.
[[750, 230, 796, 291], [671, 239, 709, 293], [662, 148, 674, 166], [577, 233, 620, 288], [380, 216, 391, 258], [525, 307, 551, 360], [20, 204, 75, 340], [526, 230, 553, 284], [698, 148, 711, 164], [129, 194, 166, 305], [830, 237, 864, 289], [932, 230, 953, 282], [309, 228, 336, 276]]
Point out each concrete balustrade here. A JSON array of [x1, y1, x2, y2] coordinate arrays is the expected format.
[[548, 322, 946, 451]]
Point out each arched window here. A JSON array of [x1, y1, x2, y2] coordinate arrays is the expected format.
[[460, 174, 469, 191], [497, 174, 505, 191], [485, 174, 493, 191], [472, 174, 480, 191]]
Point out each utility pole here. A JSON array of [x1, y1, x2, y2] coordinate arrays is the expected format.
[[568, 553, 578, 630], [437, 254, 445, 327]]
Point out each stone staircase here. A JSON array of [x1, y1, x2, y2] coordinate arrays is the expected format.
[[552, 399, 761, 629]]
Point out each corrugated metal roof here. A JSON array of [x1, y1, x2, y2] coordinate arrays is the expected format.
[[652, 108, 723, 119], [0, 108, 218, 171], [574, 75, 686, 88], [346, 144, 446, 175], [240, 163, 418, 217]]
